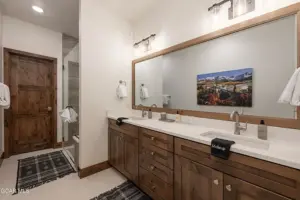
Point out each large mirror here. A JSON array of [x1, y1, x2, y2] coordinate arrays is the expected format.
[[133, 12, 300, 129]]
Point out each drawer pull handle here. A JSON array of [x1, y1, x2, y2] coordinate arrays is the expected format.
[[213, 179, 219, 185], [151, 137, 155, 141], [151, 185, 156, 191], [150, 165, 155, 171], [150, 152, 155, 156], [225, 185, 232, 192]]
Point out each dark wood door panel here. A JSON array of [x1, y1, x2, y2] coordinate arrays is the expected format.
[[109, 130, 123, 172], [13, 116, 52, 154], [123, 134, 139, 184], [224, 175, 292, 200], [4, 48, 57, 156], [18, 56, 52, 87], [174, 155, 223, 200], [18, 89, 51, 114]]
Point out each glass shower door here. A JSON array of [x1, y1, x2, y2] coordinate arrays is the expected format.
[[62, 61, 79, 166]]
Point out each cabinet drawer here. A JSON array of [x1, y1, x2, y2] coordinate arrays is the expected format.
[[139, 167, 173, 200], [108, 119, 138, 138], [139, 155, 173, 185], [139, 143, 174, 169], [140, 128, 173, 152]]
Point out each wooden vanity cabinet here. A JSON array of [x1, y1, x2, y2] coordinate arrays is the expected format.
[[224, 175, 292, 200], [109, 129, 123, 173], [108, 119, 300, 200], [108, 129, 139, 184], [174, 155, 223, 200], [108, 120, 139, 184]]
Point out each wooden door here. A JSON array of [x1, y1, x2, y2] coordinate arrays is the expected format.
[[4, 49, 57, 156], [109, 130, 123, 172], [122, 134, 138, 184], [174, 155, 223, 200], [224, 175, 291, 200]]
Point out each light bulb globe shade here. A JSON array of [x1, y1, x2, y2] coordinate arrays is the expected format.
[[32, 5, 44, 13]]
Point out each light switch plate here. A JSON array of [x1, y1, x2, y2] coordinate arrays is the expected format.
[[229, 0, 255, 20]]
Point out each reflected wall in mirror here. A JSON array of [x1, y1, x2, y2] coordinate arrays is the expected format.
[[135, 15, 296, 119]]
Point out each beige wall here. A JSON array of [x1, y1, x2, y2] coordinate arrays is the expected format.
[[2, 16, 63, 143], [79, 0, 133, 168], [133, 0, 300, 58]]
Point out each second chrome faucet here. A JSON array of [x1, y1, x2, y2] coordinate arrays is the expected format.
[[230, 110, 247, 135]]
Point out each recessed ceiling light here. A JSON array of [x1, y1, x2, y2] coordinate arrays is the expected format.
[[32, 5, 44, 13]]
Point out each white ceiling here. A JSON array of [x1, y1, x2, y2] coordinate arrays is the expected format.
[[0, 0, 79, 38], [0, 0, 159, 38]]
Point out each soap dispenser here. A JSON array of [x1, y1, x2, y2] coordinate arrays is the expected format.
[[258, 120, 268, 140], [175, 110, 181, 122]]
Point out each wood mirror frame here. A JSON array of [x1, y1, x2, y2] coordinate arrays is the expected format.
[[132, 3, 300, 129]]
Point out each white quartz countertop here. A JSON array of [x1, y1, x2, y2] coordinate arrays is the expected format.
[[107, 112, 300, 170]]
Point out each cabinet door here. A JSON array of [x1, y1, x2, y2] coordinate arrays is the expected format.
[[122, 134, 139, 184], [174, 155, 223, 200], [224, 175, 291, 200], [109, 130, 123, 173]]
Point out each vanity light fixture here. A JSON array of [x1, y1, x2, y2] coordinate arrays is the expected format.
[[208, 0, 255, 20], [208, 0, 232, 14], [134, 34, 156, 52], [235, 0, 245, 16]]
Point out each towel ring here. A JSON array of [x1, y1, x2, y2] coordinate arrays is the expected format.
[[119, 80, 126, 86]]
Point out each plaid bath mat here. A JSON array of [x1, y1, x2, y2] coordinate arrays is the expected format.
[[91, 181, 151, 200], [15, 151, 76, 194]]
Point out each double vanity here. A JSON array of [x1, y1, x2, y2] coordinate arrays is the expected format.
[[108, 113, 300, 200], [108, 4, 300, 200]]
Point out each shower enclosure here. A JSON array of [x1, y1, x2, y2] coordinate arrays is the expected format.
[[62, 35, 79, 168]]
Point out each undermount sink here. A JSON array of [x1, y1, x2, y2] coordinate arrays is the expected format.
[[130, 116, 147, 120], [200, 131, 270, 150]]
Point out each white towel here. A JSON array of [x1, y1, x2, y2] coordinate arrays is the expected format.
[[278, 68, 300, 106], [140, 87, 149, 99], [69, 108, 78, 123], [163, 95, 171, 105], [60, 108, 78, 123], [116, 84, 128, 99], [0, 83, 10, 109]]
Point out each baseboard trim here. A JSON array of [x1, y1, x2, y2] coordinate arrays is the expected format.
[[78, 161, 111, 179], [54, 142, 62, 149]]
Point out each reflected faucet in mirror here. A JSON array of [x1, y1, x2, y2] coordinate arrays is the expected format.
[[230, 110, 247, 135], [137, 104, 148, 118]]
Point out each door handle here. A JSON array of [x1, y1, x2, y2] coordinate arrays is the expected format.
[[225, 185, 232, 192], [213, 179, 219, 185], [47, 107, 52, 112]]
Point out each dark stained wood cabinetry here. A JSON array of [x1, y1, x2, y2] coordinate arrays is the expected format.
[[108, 119, 300, 200], [122, 134, 139, 183], [224, 175, 292, 200], [109, 129, 123, 173], [108, 119, 139, 184], [175, 155, 223, 200]]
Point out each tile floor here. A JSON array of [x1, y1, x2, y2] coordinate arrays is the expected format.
[[0, 149, 126, 200]]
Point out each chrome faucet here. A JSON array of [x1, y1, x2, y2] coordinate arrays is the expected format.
[[137, 104, 147, 118], [230, 110, 247, 135]]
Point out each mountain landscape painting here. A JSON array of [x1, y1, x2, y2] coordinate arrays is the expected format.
[[197, 68, 253, 107]]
